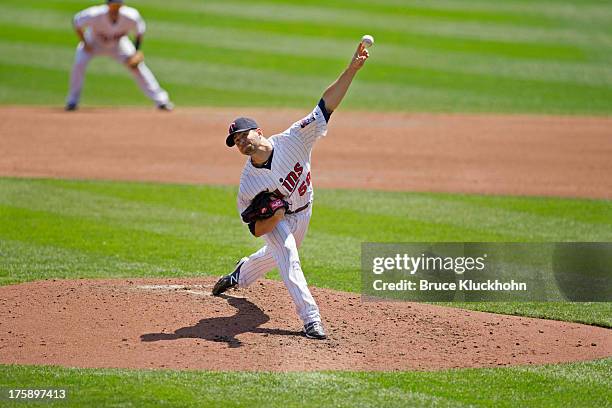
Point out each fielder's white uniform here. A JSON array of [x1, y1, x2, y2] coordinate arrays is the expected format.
[[236, 101, 330, 325], [66, 5, 170, 107]]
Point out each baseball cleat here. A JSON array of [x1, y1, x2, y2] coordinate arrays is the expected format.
[[157, 101, 174, 111], [212, 257, 247, 296], [303, 321, 327, 340], [64, 102, 78, 111]]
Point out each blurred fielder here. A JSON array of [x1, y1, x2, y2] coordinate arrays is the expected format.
[[65, 0, 173, 111]]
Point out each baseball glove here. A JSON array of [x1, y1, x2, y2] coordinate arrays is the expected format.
[[241, 191, 288, 224], [126, 51, 144, 68]]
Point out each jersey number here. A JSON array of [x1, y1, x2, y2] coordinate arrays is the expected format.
[[282, 163, 310, 196], [298, 172, 311, 196]]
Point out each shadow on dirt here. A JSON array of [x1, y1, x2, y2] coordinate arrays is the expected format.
[[140, 294, 302, 348]]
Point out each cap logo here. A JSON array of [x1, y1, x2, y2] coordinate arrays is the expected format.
[[229, 122, 236, 134]]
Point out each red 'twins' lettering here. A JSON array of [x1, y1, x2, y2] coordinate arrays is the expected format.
[[282, 162, 302, 191], [294, 162, 303, 177], [282, 162, 310, 196]]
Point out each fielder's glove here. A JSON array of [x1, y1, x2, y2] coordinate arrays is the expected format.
[[126, 51, 144, 68], [241, 191, 288, 224]]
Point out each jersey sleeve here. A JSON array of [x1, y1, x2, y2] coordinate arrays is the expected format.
[[287, 99, 331, 149], [134, 11, 146, 35], [123, 7, 146, 35], [238, 190, 258, 235], [237, 195, 249, 219], [120, 6, 147, 35], [73, 8, 95, 29], [237, 183, 254, 224]]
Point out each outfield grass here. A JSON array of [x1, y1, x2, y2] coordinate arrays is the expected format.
[[1, 177, 611, 407], [0, 360, 610, 407], [0, 0, 611, 113], [1, 177, 610, 327]]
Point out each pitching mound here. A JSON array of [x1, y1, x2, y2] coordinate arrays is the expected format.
[[1, 278, 610, 371]]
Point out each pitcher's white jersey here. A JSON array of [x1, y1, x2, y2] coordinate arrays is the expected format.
[[74, 5, 145, 47], [217, 40, 367, 335], [237, 102, 329, 219], [234, 101, 331, 325]]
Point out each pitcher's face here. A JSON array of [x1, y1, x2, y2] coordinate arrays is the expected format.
[[233, 129, 262, 156]]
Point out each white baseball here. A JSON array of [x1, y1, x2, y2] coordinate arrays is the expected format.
[[361, 34, 374, 48]]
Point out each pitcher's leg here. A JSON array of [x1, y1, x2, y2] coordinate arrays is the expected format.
[[238, 246, 277, 287], [264, 220, 320, 324], [66, 43, 93, 106], [239, 213, 310, 288]]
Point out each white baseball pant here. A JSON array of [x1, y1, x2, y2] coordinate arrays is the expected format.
[[238, 209, 321, 325], [66, 36, 169, 106]]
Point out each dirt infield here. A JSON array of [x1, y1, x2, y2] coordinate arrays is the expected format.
[[1, 278, 610, 372], [1, 106, 611, 372], [1, 107, 611, 199]]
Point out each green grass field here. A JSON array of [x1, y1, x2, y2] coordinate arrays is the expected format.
[[1, 177, 611, 407], [1, 0, 611, 113], [1, 360, 611, 408], [1, 178, 612, 326]]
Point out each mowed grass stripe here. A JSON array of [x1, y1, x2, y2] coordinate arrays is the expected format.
[[147, 0, 612, 39], [449, 301, 612, 328], [0, 359, 610, 407], [0, 63, 153, 106], [0, 182, 253, 245], [0, 205, 248, 275], [3, 2, 610, 56], [0, 60, 541, 113], [1, 4, 610, 75], [317, 190, 612, 241], [3, 24, 609, 102], [394, 0, 612, 23], [0, 239, 180, 284], [3, 0, 587, 62], [2, 37, 612, 114], [3, 10, 611, 88], [0, 60, 321, 109], [140, 0, 607, 51], [0, 6, 609, 70], [5, 178, 609, 242], [17, 0, 603, 31], [0, 62, 326, 109], [438, 193, 612, 226], [1, 1, 611, 113], [1, 177, 611, 326]]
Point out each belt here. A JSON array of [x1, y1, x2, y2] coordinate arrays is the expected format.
[[286, 202, 310, 215]]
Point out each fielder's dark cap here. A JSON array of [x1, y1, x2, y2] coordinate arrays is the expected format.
[[107, 0, 124, 4], [226, 117, 258, 147]]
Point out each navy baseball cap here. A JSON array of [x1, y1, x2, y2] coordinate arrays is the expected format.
[[226, 117, 258, 147]]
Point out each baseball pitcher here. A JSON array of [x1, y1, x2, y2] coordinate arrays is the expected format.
[[212, 41, 370, 339], [65, 0, 173, 111]]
